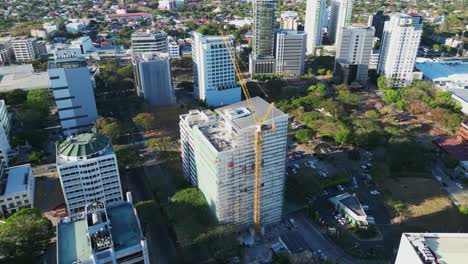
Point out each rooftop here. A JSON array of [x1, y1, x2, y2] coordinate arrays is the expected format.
[[107, 203, 143, 250], [448, 88, 468, 103], [57, 133, 111, 158], [57, 215, 92, 264], [330, 192, 366, 217], [436, 137, 468, 161], [107, 12, 152, 18], [132, 52, 170, 62], [0, 64, 50, 91], [216, 97, 286, 130], [3, 164, 31, 195], [415, 59, 468, 81], [403, 233, 468, 264]]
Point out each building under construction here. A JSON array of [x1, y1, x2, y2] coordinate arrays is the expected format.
[[179, 97, 288, 229]]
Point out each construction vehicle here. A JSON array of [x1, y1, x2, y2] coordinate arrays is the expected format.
[[220, 31, 275, 237]]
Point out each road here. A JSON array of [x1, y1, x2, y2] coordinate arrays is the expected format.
[[432, 164, 468, 207]]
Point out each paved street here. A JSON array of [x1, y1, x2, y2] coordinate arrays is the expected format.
[[432, 164, 468, 206]]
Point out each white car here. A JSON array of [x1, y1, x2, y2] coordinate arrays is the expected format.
[[293, 163, 300, 169], [456, 183, 464, 189], [435, 176, 442, 182], [370, 190, 380, 195], [304, 161, 315, 168]]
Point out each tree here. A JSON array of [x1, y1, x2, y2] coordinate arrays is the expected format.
[[145, 137, 173, 152], [194, 225, 239, 262], [334, 125, 352, 145], [28, 151, 44, 165], [295, 129, 313, 144], [116, 65, 133, 78], [95, 117, 118, 130], [25, 89, 49, 115], [5, 89, 27, 105], [115, 147, 144, 171], [336, 90, 361, 107], [377, 76, 388, 90], [433, 44, 440, 51], [197, 23, 221, 35], [307, 83, 327, 98], [133, 112, 157, 131], [0, 209, 53, 263], [320, 99, 344, 119], [100, 121, 125, 141]]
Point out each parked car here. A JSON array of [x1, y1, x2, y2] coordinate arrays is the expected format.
[[337, 185, 345, 191], [370, 190, 380, 195], [436, 176, 442, 182], [362, 205, 369, 211], [304, 160, 315, 168], [293, 163, 300, 169], [456, 183, 464, 189]]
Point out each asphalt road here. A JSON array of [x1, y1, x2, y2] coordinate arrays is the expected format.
[[432, 164, 468, 206]]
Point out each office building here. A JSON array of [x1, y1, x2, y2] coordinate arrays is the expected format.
[[0, 163, 35, 216], [249, 0, 276, 74], [168, 41, 180, 58], [131, 31, 168, 53], [57, 197, 150, 263], [0, 100, 11, 166], [395, 233, 468, 264], [56, 133, 123, 215], [192, 32, 241, 106], [180, 97, 288, 228], [0, 37, 14, 65], [280, 11, 299, 30], [48, 56, 98, 136], [132, 52, 176, 107], [328, 0, 354, 45], [304, 0, 327, 54], [334, 26, 374, 85], [12, 37, 37, 62], [275, 30, 306, 76], [377, 14, 422, 87], [369, 10, 389, 40]]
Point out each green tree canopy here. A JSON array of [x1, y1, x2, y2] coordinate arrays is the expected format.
[[0, 209, 53, 263], [133, 112, 157, 131], [377, 76, 388, 90], [115, 147, 144, 171], [295, 129, 313, 144], [145, 136, 173, 152]]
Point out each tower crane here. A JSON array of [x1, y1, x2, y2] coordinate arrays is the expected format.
[[220, 31, 275, 237]]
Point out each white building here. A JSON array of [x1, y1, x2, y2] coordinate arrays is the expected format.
[[328, 0, 354, 45], [369, 50, 379, 69], [180, 97, 288, 228], [168, 41, 180, 58], [334, 26, 375, 85], [275, 30, 306, 77], [415, 59, 468, 89], [377, 14, 422, 87], [395, 233, 468, 264], [447, 88, 468, 115], [56, 133, 123, 215], [280, 11, 299, 30], [65, 22, 86, 34], [132, 52, 176, 107], [192, 32, 241, 106], [131, 31, 168, 53], [43, 22, 58, 35], [0, 164, 35, 216], [48, 56, 98, 136], [158, 0, 184, 10], [0, 37, 14, 65], [57, 197, 150, 264], [30, 28, 49, 39], [304, 0, 327, 54], [0, 100, 11, 166], [70, 36, 94, 54], [329, 192, 369, 226], [12, 37, 37, 62]]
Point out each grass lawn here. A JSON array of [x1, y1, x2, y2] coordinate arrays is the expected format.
[[380, 177, 468, 232]]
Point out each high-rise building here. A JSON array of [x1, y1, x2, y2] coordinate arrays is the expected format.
[[56, 133, 123, 215], [0, 37, 14, 65], [369, 10, 389, 40], [328, 0, 354, 45], [0, 163, 35, 216], [395, 233, 468, 264], [180, 97, 288, 228], [57, 197, 150, 264], [48, 56, 98, 135], [280, 11, 299, 30], [0, 100, 11, 166], [131, 31, 168, 53], [12, 37, 37, 62], [377, 14, 422, 87], [249, 0, 276, 74], [334, 26, 374, 85], [275, 30, 306, 76], [168, 41, 180, 58], [192, 32, 241, 106], [304, 0, 327, 54], [132, 52, 176, 107]]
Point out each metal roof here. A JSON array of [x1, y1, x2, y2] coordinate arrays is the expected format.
[[58, 133, 110, 157]]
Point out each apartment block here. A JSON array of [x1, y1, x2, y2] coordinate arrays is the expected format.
[[56, 133, 123, 215], [0, 100, 11, 166], [328, 0, 354, 45], [57, 197, 150, 263], [0, 37, 14, 65], [0, 163, 35, 216], [168, 41, 180, 58], [249, 0, 276, 74], [192, 32, 241, 106], [395, 233, 468, 264], [304, 0, 327, 54], [180, 97, 288, 228], [280, 11, 299, 31], [334, 26, 374, 85], [132, 52, 176, 107], [275, 30, 306, 77], [12, 36, 37, 62], [377, 14, 422, 87], [131, 31, 168, 53], [48, 56, 98, 136]]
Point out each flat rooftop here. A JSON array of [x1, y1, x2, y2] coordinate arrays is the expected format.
[[132, 51, 169, 62], [404, 233, 468, 264], [57, 216, 92, 264], [448, 88, 468, 103], [415, 60, 468, 80], [0, 64, 50, 91], [107, 203, 143, 250], [216, 97, 286, 130], [435, 137, 468, 161], [4, 164, 31, 195], [330, 192, 366, 217]]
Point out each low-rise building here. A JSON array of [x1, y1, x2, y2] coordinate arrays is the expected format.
[[70, 36, 94, 54], [56, 197, 150, 263], [106, 12, 153, 22], [0, 164, 35, 216], [65, 22, 86, 34], [447, 88, 468, 115], [395, 233, 468, 264], [415, 59, 468, 89], [12, 36, 37, 62], [329, 192, 369, 226], [30, 28, 50, 39], [0, 37, 14, 65], [158, 0, 185, 10], [0, 64, 50, 91]]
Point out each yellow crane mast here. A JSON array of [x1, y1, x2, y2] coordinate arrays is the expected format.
[[220, 32, 275, 237]]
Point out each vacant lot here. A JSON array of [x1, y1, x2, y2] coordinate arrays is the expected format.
[[380, 177, 468, 232]]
